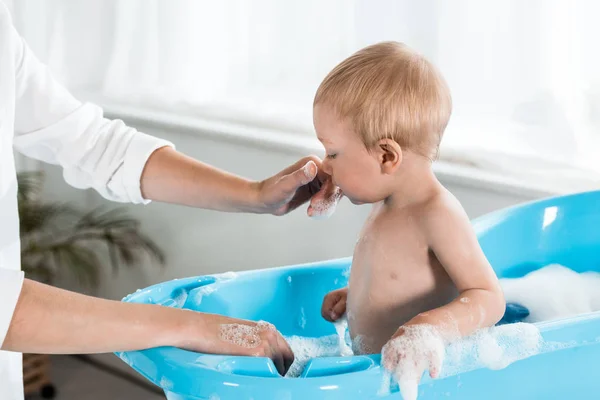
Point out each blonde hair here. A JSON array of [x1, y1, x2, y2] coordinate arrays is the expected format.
[[314, 41, 452, 159]]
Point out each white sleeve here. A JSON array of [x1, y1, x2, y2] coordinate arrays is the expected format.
[[0, 268, 24, 347], [9, 17, 174, 204]]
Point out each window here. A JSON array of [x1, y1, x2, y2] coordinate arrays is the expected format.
[[9, 0, 600, 178]]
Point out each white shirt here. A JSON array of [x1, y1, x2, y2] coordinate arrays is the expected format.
[[0, 4, 172, 399]]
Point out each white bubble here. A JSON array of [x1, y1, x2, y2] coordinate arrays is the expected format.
[[298, 308, 306, 330], [218, 321, 278, 349], [441, 323, 542, 376], [219, 324, 262, 349], [333, 317, 353, 357], [378, 371, 392, 397], [342, 267, 351, 278], [284, 335, 342, 377], [309, 187, 343, 220], [256, 320, 276, 332], [381, 325, 445, 400], [501, 264, 600, 322], [303, 161, 316, 179], [284, 320, 354, 377], [399, 380, 419, 400], [351, 334, 373, 355]]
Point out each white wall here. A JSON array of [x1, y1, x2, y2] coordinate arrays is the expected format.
[[36, 115, 547, 301]]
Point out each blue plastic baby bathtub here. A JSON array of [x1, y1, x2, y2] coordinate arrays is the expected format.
[[119, 190, 600, 399]]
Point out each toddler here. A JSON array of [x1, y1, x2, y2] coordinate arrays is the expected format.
[[316, 42, 505, 394]]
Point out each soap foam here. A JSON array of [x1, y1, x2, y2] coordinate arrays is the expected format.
[[218, 320, 276, 349], [309, 187, 343, 220], [283, 320, 541, 400], [351, 334, 373, 355], [333, 317, 354, 356], [302, 161, 317, 181], [500, 264, 600, 322], [285, 319, 354, 377], [441, 322, 542, 376], [256, 320, 276, 332], [219, 324, 262, 348], [284, 335, 345, 377], [381, 325, 445, 400], [298, 307, 307, 330], [342, 267, 351, 278], [379, 323, 542, 400]]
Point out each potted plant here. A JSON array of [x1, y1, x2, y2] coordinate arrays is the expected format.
[[17, 171, 165, 399]]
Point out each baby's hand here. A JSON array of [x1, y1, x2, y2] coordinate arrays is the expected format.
[[381, 325, 445, 400], [321, 287, 347, 322]]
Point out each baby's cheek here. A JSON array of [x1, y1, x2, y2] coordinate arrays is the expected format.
[[336, 173, 364, 198], [346, 184, 380, 205], [350, 166, 388, 201]]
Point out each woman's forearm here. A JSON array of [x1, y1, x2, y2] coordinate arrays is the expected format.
[[140, 147, 261, 213], [2, 279, 194, 354]]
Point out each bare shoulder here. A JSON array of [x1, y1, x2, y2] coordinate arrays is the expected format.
[[419, 186, 471, 235]]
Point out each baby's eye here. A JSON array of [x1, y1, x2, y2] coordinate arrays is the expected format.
[[326, 153, 338, 159]]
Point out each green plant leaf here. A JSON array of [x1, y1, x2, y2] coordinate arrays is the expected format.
[[18, 172, 165, 288], [76, 208, 139, 231], [53, 245, 101, 288], [19, 203, 79, 235], [16, 171, 44, 204]]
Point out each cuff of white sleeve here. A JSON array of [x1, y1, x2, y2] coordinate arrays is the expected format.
[[122, 132, 175, 205], [0, 269, 24, 347]]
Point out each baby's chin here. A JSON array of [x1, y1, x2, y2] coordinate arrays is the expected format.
[[347, 197, 367, 206]]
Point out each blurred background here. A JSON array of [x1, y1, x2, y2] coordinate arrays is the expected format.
[[5, 0, 600, 398]]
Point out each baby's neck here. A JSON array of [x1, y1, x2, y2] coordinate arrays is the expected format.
[[383, 152, 440, 210]]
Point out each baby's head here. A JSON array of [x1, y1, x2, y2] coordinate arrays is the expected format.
[[314, 41, 451, 204]]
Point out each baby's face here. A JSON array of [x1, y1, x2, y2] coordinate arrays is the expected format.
[[313, 105, 391, 204]]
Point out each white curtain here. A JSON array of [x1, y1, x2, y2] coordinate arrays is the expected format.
[[8, 0, 600, 177]]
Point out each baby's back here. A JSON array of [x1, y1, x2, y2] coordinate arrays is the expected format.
[[347, 203, 457, 354]]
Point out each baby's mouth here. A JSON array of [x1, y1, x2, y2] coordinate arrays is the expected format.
[[308, 180, 344, 219]]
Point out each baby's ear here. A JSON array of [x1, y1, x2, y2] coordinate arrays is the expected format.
[[375, 138, 402, 174]]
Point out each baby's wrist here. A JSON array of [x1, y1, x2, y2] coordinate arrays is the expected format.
[[405, 312, 432, 328], [400, 317, 451, 345]]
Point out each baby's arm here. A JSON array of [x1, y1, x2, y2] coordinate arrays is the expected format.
[[427, 195, 504, 332], [382, 194, 504, 385], [407, 194, 505, 337]]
